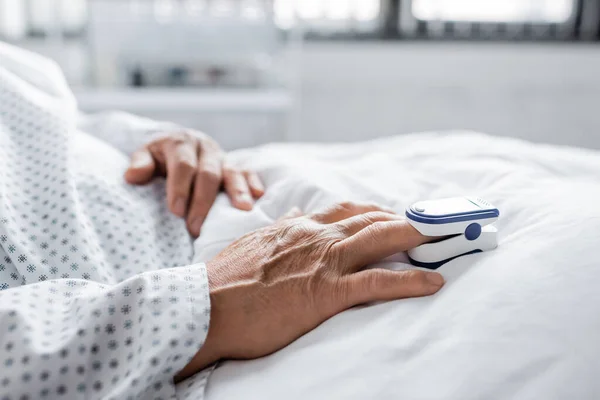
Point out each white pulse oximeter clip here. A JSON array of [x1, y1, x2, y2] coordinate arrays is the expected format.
[[405, 196, 499, 269]]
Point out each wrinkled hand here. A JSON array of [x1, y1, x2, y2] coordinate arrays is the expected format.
[[178, 202, 444, 379], [124, 131, 264, 237]]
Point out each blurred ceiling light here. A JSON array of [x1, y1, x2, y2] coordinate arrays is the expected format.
[[273, 0, 380, 27], [183, 0, 207, 15], [25, 0, 55, 35], [212, 0, 236, 17], [240, 0, 265, 20], [58, 0, 87, 32], [353, 0, 380, 21], [412, 0, 574, 23], [325, 0, 352, 20], [296, 0, 324, 20], [153, 0, 177, 23], [273, 0, 295, 29], [0, 0, 26, 39]]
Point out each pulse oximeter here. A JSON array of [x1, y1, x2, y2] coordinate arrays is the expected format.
[[405, 196, 499, 269]]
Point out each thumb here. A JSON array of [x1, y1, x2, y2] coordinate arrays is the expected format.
[[342, 269, 444, 307], [124, 148, 156, 184]]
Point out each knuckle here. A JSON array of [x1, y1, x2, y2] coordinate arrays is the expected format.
[[199, 137, 223, 155], [365, 211, 393, 223], [281, 220, 327, 248], [355, 214, 372, 225], [168, 131, 193, 145], [222, 165, 238, 177], [365, 271, 397, 293], [332, 280, 350, 305], [202, 136, 220, 150], [230, 188, 247, 197], [339, 215, 371, 235], [282, 220, 311, 239], [328, 225, 349, 242], [359, 221, 388, 244], [147, 140, 165, 156], [171, 186, 190, 200], [365, 202, 383, 210], [401, 270, 429, 289], [186, 211, 205, 226], [337, 201, 357, 211], [364, 271, 384, 290], [325, 239, 344, 263], [369, 221, 388, 235], [188, 201, 210, 218], [340, 201, 377, 213], [198, 169, 221, 185], [174, 159, 196, 175], [360, 212, 380, 223], [308, 210, 325, 222]]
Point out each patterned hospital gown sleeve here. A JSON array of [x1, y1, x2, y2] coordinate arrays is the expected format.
[[0, 265, 210, 400], [0, 42, 213, 399]]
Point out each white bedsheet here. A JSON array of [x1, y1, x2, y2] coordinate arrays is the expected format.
[[179, 131, 600, 400]]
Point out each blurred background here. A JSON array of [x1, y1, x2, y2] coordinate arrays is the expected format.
[[1, 0, 599, 150]]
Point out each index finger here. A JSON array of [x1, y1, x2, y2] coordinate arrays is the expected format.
[[124, 147, 157, 184], [334, 219, 433, 271], [186, 145, 223, 237], [310, 202, 396, 224], [164, 140, 198, 217]]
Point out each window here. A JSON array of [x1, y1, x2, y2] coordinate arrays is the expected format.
[[0, 0, 87, 39], [273, 0, 382, 33], [401, 0, 581, 40], [0, 0, 594, 42], [412, 0, 575, 23]]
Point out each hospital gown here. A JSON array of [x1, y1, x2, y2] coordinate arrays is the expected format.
[[0, 43, 213, 399]]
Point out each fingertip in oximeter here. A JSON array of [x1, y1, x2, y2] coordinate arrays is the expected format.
[[405, 196, 499, 269]]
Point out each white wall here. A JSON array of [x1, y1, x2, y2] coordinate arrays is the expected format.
[[73, 41, 600, 150], [295, 42, 600, 149]]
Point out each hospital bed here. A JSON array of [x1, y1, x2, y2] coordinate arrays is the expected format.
[[174, 130, 600, 400]]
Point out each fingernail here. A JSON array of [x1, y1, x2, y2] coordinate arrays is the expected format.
[[425, 272, 445, 288], [174, 198, 186, 216], [191, 218, 203, 235], [254, 181, 265, 192], [238, 194, 253, 210], [131, 153, 152, 169]]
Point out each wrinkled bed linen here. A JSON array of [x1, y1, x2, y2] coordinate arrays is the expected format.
[[178, 131, 600, 400]]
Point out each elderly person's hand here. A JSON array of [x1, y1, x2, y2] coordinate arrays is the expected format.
[[177, 202, 445, 380], [124, 131, 264, 237]]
